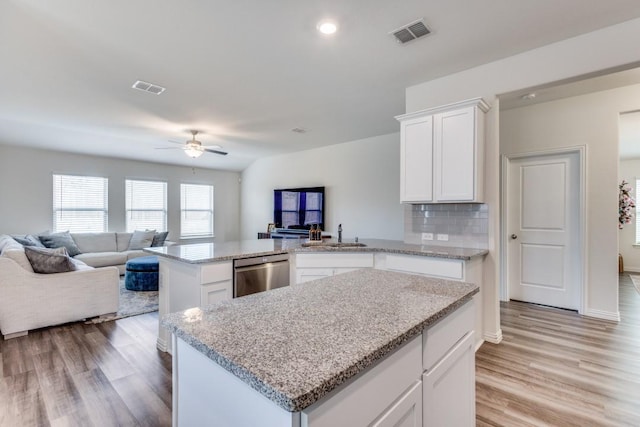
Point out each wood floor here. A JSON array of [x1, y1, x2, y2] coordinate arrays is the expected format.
[[476, 274, 640, 426], [2, 275, 639, 426], [0, 312, 172, 426]]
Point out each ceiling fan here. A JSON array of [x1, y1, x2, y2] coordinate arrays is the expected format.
[[158, 130, 228, 158]]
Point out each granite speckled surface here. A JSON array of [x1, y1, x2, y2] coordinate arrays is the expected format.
[[162, 268, 478, 412], [145, 238, 487, 263]]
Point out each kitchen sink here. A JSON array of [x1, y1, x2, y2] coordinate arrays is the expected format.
[[301, 242, 367, 248]]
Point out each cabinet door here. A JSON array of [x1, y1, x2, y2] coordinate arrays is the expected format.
[[371, 381, 422, 427], [434, 106, 476, 201], [400, 115, 433, 203], [423, 332, 475, 427], [296, 268, 334, 284], [201, 280, 232, 305]]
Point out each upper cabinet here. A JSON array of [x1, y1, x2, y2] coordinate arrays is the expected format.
[[396, 98, 490, 204]]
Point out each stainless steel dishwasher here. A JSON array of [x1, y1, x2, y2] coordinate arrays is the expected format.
[[233, 253, 290, 298]]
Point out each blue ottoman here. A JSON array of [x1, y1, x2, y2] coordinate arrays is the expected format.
[[125, 256, 159, 291]]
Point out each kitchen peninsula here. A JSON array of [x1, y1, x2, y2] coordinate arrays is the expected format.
[[145, 239, 489, 353], [162, 269, 478, 426]]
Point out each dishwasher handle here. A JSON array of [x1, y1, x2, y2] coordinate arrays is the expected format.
[[234, 259, 289, 274]]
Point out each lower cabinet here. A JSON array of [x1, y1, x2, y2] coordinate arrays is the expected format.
[[423, 332, 475, 426], [294, 253, 374, 284], [371, 381, 422, 427]]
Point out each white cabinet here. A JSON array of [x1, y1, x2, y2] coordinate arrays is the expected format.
[[396, 98, 489, 203], [423, 332, 475, 427], [157, 258, 233, 353], [294, 253, 374, 284], [371, 381, 422, 427]]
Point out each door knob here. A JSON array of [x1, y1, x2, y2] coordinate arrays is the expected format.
[[511, 234, 518, 240]]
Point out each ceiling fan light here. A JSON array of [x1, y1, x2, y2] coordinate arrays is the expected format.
[[184, 146, 204, 158]]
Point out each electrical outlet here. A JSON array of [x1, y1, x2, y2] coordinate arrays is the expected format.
[[421, 233, 433, 241], [437, 233, 449, 241]]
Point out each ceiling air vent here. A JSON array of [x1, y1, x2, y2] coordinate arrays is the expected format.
[[390, 19, 430, 44], [132, 80, 166, 95]]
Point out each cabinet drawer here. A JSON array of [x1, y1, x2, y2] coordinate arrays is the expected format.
[[200, 261, 232, 284], [423, 300, 474, 370], [385, 254, 463, 280], [295, 253, 374, 268], [297, 268, 334, 284], [302, 335, 422, 427]]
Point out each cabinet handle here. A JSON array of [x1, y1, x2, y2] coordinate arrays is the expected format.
[[510, 234, 518, 240]]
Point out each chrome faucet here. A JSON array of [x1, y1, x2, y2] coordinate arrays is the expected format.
[[338, 224, 342, 243]]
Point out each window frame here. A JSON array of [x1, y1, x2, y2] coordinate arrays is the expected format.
[[52, 173, 109, 233], [180, 183, 215, 239], [125, 179, 168, 233]]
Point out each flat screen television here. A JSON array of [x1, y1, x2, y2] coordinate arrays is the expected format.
[[274, 186, 325, 231]]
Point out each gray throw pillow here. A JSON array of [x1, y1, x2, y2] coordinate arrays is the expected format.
[[24, 246, 77, 274], [38, 231, 82, 256], [12, 234, 46, 248], [151, 231, 169, 247], [128, 229, 156, 250]]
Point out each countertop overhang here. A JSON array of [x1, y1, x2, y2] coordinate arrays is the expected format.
[[161, 268, 478, 412], [144, 238, 488, 263]]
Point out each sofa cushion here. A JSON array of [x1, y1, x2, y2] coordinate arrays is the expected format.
[[38, 231, 82, 257], [0, 235, 23, 254], [12, 234, 46, 248], [71, 232, 117, 253], [123, 250, 149, 261], [70, 258, 94, 271], [74, 252, 128, 268], [116, 233, 133, 252], [24, 246, 76, 274], [3, 249, 35, 272], [151, 231, 169, 247], [128, 230, 156, 250]]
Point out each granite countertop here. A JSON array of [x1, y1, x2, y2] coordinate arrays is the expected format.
[[162, 268, 478, 412], [145, 238, 488, 263]]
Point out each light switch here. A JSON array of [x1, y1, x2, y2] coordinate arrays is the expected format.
[[421, 233, 433, 241], [437, 233, 449, 241]]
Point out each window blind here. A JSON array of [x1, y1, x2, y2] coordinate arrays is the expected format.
[[180, 183, 214, 238], [53, 174, 108, 233], [126, 179, 167, 232]]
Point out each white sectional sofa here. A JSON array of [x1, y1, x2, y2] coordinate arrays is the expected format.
[[0, 231, 167, 339]]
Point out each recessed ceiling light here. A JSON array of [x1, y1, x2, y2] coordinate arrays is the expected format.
[[317, 20, 338, 35], [521, 93, 536, 101]]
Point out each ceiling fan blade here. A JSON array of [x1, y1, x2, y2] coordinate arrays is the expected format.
[[204, 148, 228, 156], [168, 140, 186, 145], [155, 147, 182, 150]]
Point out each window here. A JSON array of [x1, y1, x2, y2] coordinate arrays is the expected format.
[[125, 179, 167, 232], [53, 174, 108, 233], [180, 183, 214, 238]]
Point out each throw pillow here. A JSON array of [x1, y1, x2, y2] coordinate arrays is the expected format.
[[12, 234, 45, 248], [24, 246, 77, 274], [38, 231, 82, 256], [151, 231, 169, 247], [128, 229, 156, 250]]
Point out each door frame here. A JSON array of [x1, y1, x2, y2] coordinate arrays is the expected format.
[[500, 146, 587, 315]]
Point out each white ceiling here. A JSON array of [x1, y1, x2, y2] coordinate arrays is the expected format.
[[3, 1, 640, 171]]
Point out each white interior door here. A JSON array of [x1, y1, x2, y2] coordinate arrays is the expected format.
[[507, 152, 580, 310]]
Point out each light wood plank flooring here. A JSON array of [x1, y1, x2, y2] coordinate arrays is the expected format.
[[2, 275, 639, 426], [476, 273, 640, 426]]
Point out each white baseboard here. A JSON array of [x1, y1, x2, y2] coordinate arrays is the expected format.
[[623, 266, 640, 273], [582, 308, 620, 322], [483, 330, 503, 344]]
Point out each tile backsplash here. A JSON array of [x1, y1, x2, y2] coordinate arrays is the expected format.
[[404, 203, 488, 249]]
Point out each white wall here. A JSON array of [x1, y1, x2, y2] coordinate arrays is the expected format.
[[501, 84, 640, 320], [619, 159, 640, 272], [240, 133, 403, 241], [404, 17, 640, 332], [0, 145, 241, 243]]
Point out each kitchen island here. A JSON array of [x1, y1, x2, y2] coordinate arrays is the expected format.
[[162, 268, 478, 426], [145, 238, 492, 352]]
